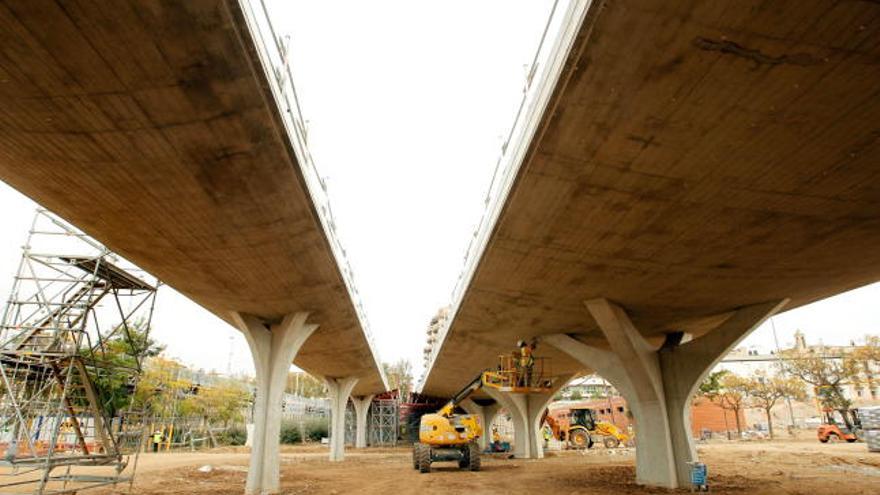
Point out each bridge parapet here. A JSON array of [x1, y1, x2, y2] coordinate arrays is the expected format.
[[419, 0, 592, 388], [236, 0, 387, 390]]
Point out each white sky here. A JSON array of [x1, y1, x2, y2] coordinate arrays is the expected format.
[[0, 1, 877, 380]]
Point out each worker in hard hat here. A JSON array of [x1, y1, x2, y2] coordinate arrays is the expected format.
[[151, 429, 163, 453], [491, 427, 504, 452], [518, 339, 536, 387]]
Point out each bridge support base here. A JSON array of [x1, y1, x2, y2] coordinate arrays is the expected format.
[[545, 298, 786, 488], [232, 312, 318, 495], [326, 377, 358, 461], [460, 399, 501, 452], [484, 375, 572, 459], [351, 394, 374, 448]]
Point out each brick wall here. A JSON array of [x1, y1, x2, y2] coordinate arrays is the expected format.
[[549, 396, 745, 437]]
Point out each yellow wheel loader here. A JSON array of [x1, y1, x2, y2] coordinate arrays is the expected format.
[[544, 407, 630, 449]]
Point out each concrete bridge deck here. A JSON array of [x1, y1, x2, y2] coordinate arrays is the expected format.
[[0, 1, 386, 491], [422, 0, 880, 488], [0, 0, 384, 395]]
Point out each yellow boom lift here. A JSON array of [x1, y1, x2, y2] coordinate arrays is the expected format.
[[414, 352, 554, 473]]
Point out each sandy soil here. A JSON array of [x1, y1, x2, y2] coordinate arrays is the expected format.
[[72, 440, 880, 494]]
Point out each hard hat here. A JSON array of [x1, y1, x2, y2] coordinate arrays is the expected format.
[[517, 340, 526, 347]]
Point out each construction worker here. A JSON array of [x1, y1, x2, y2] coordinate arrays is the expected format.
[[151, 429, 163, 453], [491, 427, 503, 452], [518, 339, 536, 387]]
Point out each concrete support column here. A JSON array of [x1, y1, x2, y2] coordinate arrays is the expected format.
[[232, 312, 318, 495], [325, 377, 358, 461], [484, 375, 572, 459], [544, 298, 786, 489], [657, 299, 788, 484], [351, 395, 374, 449], [460, 399, 501, 451], [585, 298, 677, 486]]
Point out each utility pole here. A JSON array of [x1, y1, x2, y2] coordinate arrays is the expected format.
[[771, 317, 797, 429]]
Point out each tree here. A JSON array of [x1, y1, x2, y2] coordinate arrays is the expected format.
[[742, 371, 806, 438], [286, 372, 325, 398], [181, 381, 250, 427], [569, 389, 584, 401], [717, 374, 749, 437], [853, 335, 880, 398], [383, 359, 414, 397], [87, 319, 164, 417], [780, 345, 860, 429], [132, 356, 191, 418], [854, 335, 880, 363], [699, 370, 730, 399]]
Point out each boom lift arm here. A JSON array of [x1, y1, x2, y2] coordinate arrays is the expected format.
[[414, 351, 556, 474], [436, 373, 484, 417]]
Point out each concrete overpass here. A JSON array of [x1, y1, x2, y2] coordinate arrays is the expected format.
[[0, 1, 385, 493], [422, 0, 880, 488]]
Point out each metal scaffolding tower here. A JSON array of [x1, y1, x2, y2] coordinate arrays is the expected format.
[[0, 210, 158, 494], [368, 399, 398, 447]]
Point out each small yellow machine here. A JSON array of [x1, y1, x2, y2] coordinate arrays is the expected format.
[[414, 351, 554, 473], [588, 418, 630, 448], [544, 408, 630, 449], [413, 374, 485, 473]]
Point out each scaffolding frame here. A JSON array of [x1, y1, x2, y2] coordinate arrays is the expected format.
[[0, 210, 158, 494], [368, 399, 398, 447]]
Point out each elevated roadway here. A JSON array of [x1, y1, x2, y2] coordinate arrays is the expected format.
[[0, 1, 385, 492], [422, 0, 880, 488]]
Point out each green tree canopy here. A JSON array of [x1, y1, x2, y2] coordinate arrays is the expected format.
[[699, 370, 730, 399], [86, 319, 164, 417]]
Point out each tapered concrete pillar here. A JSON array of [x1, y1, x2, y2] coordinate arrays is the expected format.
[[351, 395, 374, 449], [460, 399, 501, 451], [657, 299, 788, 485], [544, 298, 786, 488], [484, 375, 572, 459], [232, 312, 318, 495], [325, 377, 358, 461]]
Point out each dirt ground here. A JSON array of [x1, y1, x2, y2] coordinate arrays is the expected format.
[[74, 440, 880, 494]]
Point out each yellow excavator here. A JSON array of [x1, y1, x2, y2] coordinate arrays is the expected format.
[[413, 353, 554, 473]]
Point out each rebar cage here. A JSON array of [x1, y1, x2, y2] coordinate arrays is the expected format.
[[0, 210, 158, 494]]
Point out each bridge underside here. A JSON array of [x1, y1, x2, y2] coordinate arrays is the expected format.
[[0, 0, 382, 394], [424, 0, 880, 487], [425, 0, 880, 396]]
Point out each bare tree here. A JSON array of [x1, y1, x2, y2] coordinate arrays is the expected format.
[[383, 359, 414, 397], [743, 371, 806, 438], [780, 345, 859, 429], [853, 335, 880, 387], [718, 373, 750, 437], [855, 335, 880, 362]]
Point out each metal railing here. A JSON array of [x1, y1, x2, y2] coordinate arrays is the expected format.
[[419, 0, 593, 390], [236, 0, 387, 389]]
